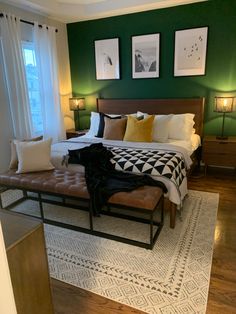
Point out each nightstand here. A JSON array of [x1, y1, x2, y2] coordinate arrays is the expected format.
[[66, 128, 87, 139], [202, 136, 236, 173]]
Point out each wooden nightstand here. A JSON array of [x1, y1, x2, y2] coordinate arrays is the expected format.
[[202, 136, 236, 173], [66, 128, 87, 139]]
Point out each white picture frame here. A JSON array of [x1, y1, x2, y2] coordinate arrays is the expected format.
[[94, 38, 120, 80], [174, 27, 208, 77], [132, 33, 160, 79]]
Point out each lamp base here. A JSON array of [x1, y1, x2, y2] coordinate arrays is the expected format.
[[74, 111, 80, 131], [216, 135, 228, 140]]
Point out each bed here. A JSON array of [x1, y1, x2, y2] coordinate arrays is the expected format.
[[51, 97, 205, 228]]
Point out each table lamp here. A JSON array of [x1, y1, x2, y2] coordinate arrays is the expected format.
[[69, 97, 85, 131], [214, 96, 235, 140]]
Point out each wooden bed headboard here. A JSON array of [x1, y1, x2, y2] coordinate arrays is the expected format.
[[97, 98, 205, 136]]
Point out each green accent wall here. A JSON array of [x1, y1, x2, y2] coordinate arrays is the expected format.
[[67, 0, 236, 136]]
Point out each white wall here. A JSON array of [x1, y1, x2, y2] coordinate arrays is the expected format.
[[0, 3, 74, 172]]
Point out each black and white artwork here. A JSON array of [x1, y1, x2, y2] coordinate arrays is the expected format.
[[174, 27, 208, 76], [132, 33, 160, 79], [94, 38, 120, 80]]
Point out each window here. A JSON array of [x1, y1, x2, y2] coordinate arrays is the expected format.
[[22, 42, 43, 135]]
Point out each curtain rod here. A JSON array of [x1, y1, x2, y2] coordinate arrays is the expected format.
[[0, 13, 58, 32]]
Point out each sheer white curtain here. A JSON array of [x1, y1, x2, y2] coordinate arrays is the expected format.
[[33, 22, 65, 142], [0, 13, 33, 139]]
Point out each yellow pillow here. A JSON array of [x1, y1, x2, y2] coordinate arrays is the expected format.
[[123, 115, 154, 142]]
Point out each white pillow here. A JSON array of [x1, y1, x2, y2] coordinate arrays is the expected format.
[[86, 112, 100, 137], [137, 111, 149, 119], [153, 115, 173, 142], [168, 113, 195, 140], [15, 138, 54, 174], [137, 111, 173, 142], [9, 136, 43, 169]]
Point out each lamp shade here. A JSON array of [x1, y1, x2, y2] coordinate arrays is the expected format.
[[214, 97, 234, 113], [69, 97, 85, 111]]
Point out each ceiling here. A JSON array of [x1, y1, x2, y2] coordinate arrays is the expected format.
[[3, 0, 207, 23]]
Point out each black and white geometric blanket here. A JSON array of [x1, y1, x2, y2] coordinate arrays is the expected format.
[[109, 147, 186, 187], [52, 138, 191, 204]]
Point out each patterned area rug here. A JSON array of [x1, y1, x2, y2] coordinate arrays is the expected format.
[[1, 190, 219, 314]]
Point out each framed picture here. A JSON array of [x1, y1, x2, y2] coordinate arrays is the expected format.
[[132, 33, 160, 79], [174, 27, 208, 77], [94, 38, 120, 80]]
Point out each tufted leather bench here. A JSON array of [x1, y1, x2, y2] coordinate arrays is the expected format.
[[0, 169, 89, 199], [0, 169, 164, 249]]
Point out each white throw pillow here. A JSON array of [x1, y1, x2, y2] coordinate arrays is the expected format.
[[137, 111, 173, 142], [153, 115, 173, 142], [15, 138, 54, 174], [137, 111, 149, 119], [9, 136, 43, 169], [86, 112, 100, 137], [168, 113, 195, 140]]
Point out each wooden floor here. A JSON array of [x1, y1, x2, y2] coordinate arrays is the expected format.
[[51, 167, 236, 314]]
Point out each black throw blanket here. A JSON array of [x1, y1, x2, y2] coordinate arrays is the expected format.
[[68, 143, 167, 216]]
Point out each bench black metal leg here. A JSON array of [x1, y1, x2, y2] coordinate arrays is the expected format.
[[38, 193, 45, 220], [149, 195, 165, 249], [150, 212, 154, 248], [160, 196, 164, 224], [0, 196, 3, 209], [89, 201, 93, 231]]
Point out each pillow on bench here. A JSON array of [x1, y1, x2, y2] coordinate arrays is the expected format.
[[15, 138, 54, 174], [9, 135, 43, 169]]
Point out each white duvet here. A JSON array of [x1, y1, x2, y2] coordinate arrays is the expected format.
[[51, 135, 197, 206]]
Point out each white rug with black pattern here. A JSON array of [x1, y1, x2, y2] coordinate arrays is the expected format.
[[1, 189, 219, 314]]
